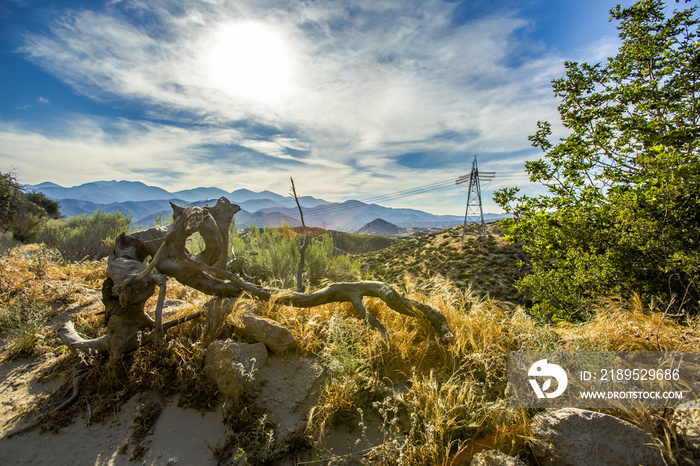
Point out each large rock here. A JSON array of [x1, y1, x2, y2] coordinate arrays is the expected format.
[[241, 314, 297, 354], [204, 340, 268, 401], [470, 450, 526, 466], [254, 355, 327, 438], [531, 408, 664, 466]]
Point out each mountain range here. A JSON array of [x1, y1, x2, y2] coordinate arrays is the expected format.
[[26, 180, 507, 233]]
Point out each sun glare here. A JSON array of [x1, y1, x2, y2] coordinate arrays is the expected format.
[[205, 22, 294, 104]]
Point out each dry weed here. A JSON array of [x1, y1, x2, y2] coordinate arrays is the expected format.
[[4, 242, 698, 465]]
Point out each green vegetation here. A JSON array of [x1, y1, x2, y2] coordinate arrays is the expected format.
[[329, 230, 399, 254], [36, 211, 131, 262], [0, 172, 130, 262], [495, 0, 700, 321], [229, 224, 361, 289], [0, 299, 51, 356], [0, 171, 60, 244]]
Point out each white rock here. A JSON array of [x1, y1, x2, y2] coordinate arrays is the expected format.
[[531, 408, 664, 466], [241, 314, 297, 354], [203, 340, 267, 401]]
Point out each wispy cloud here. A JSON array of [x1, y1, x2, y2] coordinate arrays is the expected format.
[[5, 0, 620, 213]]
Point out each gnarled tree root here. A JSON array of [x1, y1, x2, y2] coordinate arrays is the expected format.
[[57, 197, 454, 359]]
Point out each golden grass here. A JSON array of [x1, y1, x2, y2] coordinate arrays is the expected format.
[[2, 246, 698, 464]]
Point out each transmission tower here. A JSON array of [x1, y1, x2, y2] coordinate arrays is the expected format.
[[458, 155, 495, 244]]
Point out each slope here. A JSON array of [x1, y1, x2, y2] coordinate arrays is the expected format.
[[359, 222, 530, 304]]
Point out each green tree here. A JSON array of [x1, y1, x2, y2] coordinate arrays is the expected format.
[[0, 172, 61, 242], [495, 0, 700, 321]]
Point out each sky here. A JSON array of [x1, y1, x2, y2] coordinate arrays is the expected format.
[[0, 0, 641, 214]]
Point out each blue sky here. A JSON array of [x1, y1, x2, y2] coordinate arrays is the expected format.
[[1, 0, 641, 214]]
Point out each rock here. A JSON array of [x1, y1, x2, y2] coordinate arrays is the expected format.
[[241, 314, 297, 354], [674, 400, 700, 451], [254, 355, 327, 438], [470, 450, 526, 466], [531, 408, 664, 466], [204, 340, 267, 401]]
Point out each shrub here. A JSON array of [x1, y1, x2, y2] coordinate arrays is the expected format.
[[0, 299, 51, 355], [36, 211, 131, 262], [231, 224, 360, 289], [494, 0, 700, 320], [0, 231, 20, 254], [0, 172, 61, 242]]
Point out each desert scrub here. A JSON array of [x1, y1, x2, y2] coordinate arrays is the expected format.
[[231, 224, 361, 289], [305, 276, 547, 464], [35, 211, 131, 262], [0, 299, 51, 355], [218, 400, 288, 465]]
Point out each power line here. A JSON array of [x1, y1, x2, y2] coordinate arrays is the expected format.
[[239, 168, 532, 229]]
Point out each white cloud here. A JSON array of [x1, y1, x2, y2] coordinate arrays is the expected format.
[[8, 0, 620, 213]]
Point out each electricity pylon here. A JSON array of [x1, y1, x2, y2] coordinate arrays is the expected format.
[[458, 155, 495, 244]]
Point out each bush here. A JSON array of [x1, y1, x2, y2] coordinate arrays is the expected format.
[[0, 172, 61, 242], [495, 0, 700, 320], [0, 231, 20, 254], [230, 224, 360, 289], [36, 211, 131, 262]]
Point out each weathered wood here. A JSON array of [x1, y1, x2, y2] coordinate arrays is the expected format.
[[58, 195, 454, 357]]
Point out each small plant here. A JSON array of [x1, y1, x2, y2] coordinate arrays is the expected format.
[[0, 230, 19, 254], [0, 299, 51, 355], [321, 311, 369, 376], [230, 225, 360, 289], [126, 400, 164, 461], [219, 401, 288, 465]]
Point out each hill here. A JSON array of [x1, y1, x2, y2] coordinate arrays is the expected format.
[[359, 222, 530, 303], [356, 218, 406, 236]]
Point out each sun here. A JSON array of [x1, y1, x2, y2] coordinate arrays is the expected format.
[[205, 22, 294, 104]]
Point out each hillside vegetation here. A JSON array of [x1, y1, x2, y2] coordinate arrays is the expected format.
[[360, 222, 529, 304], [495, 0, 700, 321]]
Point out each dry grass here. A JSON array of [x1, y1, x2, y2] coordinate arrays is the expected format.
[[360, 223, 530, 304], [1, 244, 698, 464]]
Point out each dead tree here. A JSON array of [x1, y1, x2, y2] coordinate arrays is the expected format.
[[290, 177, 310, 292], [58, 197, 453, 358]]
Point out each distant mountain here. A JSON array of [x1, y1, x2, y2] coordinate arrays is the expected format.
[[356, 218, 406, 237], [27, 180, 175, 204], [253, 200, 466, 231], [56, 198, 183, 221], [27, 179, 508, 232], [173, 187, 230, 203], [230, 189, 329, 209], [231, 189, 288, 204]]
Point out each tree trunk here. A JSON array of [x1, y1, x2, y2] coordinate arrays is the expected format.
[[58, 197, 453, 357]]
